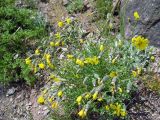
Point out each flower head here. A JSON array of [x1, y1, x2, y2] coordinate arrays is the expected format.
[[105, 105, 110, 111], [92, 91, 98, 100], [57, 90, 63, 97], [50, 41, 55, 47], [35, 49, 40, 55], [76, 59, 84, 67], [100, 45, 104, 52], [66, 18, 71, 24], [38, 63, 45, 69], [85, 93, 91, 99], [78, 109, 87, 118], [132, 70, 137, 77], [109, 71, 118, 78], [76, 96, 82, 105], [132, 36, 149, 50], [150, 56, 155, 62], [58, 21, 64, 27], [134, 11, 140, 20], [51, 101, 58, 109], [67, 54, 74, 59], [55, 32, 61, 39], [37, 96, 45, 104], [25, 57, 31, 65]]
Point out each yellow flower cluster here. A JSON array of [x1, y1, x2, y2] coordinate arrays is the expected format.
[[78, 108, 87, 118], [109, 71, 118, 78], [35, 49, 40, 55], [76, 95, 82, 105], [44, 53, 54, 69], [84, 56, 99, 65], [132, 36, 149, 50], [76, 59, 84, 67], [133, 11, 140, 20], [37, 96, 45, 104], [107, 103, 127, 117], [57, 18, 72, 28], [25, 57, 31, 65]]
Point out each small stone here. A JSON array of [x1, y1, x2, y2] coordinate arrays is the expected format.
[[6, 87, 16, 96], [43, 109, 50, 116], [43, 106, 48, 111], [63, 0, 68, 6]]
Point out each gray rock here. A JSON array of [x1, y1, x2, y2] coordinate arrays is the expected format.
[[121, 0, 160, 47], [63, 0, 68, 6], [6, 87, 16, 96]]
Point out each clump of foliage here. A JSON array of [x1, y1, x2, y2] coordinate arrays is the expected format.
[[27, 18, 154, 119], [66, 0, 84, 14], [0, 0, 47, 85], [95, 0, 112, 19]]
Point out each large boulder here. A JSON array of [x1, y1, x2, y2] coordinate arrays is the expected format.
[[121, 0, 160, 47]]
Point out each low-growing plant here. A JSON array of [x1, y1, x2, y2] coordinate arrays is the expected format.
[[66, 0, 84, 14], [0, 0, 47, 85], [95, 0, 112, 19], [26, 17, 154, 119]]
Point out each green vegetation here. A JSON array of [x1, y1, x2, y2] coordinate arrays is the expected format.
[[29, 18, 152, 119], [66, 0, 84, 13], [0, 0, 47, 85], [95, 0, 112, 19]]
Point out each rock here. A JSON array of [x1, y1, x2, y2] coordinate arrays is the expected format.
[[121, 0, 160, 47], [6, 87, 16, 96], [43, 109, 50, 116], [62, 0, 68, 6]]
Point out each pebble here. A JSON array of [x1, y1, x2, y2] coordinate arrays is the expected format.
[[6, 87, 16, 96]]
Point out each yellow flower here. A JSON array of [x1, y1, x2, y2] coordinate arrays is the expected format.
[[118, 87, 123, 93], [48, 97, 53, 103], [112, 58, 116, 64], [55, 41, 60, 46], [66, 18, 71, 24], [78, 109, 87, 118], [84, 56, 99, 65], [137, 67, 142, 75], [150, 56, 155, 62], [120, 109, 127, 117], [50, 41, 55, 47], [114, 103, 121, 117], [51, 101, 58, 109], [76, 96, 82, 105], [76, 59, 84, 67], [79, 39, 84, 44], [85, 93, 91, 99], [109, 71, 118, 78], [100, 45, 104, 52], [98, 97, 103, 102], [58, 21, 64, 27], [42, 89, 48, 94], [38, 63, 45, 69], [57, 90, 63, 97], [92, 91, 98, 100], [35, 49, 40, 55], [25, 57, 31, 65], [33, 66, 37, 73], [134, 11, 140, 20], [37, 96, 45, 104], [67, 54, 74, 59], [55, 32, 61, 39], [44, 53, 51, 60], [105, 105, 110, 111], [132, 36, 149, 50], [110, 103, 116, 109], [132, 70, 137, 77]]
